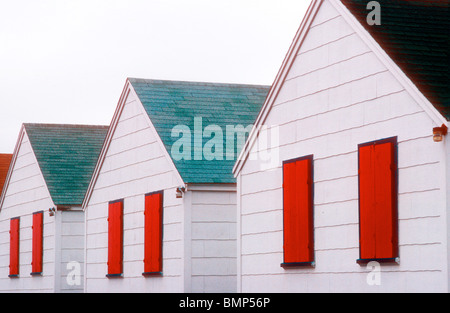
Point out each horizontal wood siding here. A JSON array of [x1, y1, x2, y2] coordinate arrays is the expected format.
[[238, 0, 447, 293], [189, 190, 237, 293], [85, 89, 185, 293], [0, 132, 55, 292], [58, 211, 85, 293]]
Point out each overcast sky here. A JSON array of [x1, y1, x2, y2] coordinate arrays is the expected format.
[[0, 0, 309, 153]]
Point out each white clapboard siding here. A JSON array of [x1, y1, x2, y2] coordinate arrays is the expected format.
[[58, 210, 85, 293], [188, 189, 237, 293], [0, 131, 56, 293], [237, 0, 448, 293], [84, 88, 185, 293]]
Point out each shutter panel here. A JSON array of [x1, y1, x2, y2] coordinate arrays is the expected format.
[[359, 139, 398, 261], [283, 161, 296, 263], [107, 200, 123, 276], [31, 212, 43, 275], [373, 140, 398, 258], [283, 156, 314, 265], [359, 144, 377, 259], [144, 192, 163, 275], [9, 218, 20, 277]]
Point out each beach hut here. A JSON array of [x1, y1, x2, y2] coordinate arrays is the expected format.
[[0, 123, 107, 292], [82, 78, 269, 293], [233, 0, 449, 293]]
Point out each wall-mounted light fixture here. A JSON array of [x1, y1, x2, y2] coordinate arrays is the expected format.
[[176, 187, 185, 199], [433, 124, 448, 142], [48, 207, 56, 216]]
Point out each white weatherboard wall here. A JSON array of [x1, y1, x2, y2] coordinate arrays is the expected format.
[[0, 131, 56, 292], [57, 210, 85, 293], [84, 89, 185, 293], [85, 86, 240, 293], [0, 132, 85, 293], [188, 188, 237, 293], [237, 0, 448, 293]]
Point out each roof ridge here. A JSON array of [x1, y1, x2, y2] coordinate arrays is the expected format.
[[129, 77, 270, 184], [23, 123, 109, 129], [127, 77, 271, 89]]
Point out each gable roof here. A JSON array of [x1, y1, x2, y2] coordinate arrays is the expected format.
[[341, 0, 450, 120], [24, 123, 108, 206], [129, 78, 270, 184], [233, 0, 449, 176], [0, 154, 12, 195]]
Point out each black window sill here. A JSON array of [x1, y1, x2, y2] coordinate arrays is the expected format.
[[106, 273, 123, 279], [9, 274, 19, 279], [357, 258, 400, 265], [30, 272, 43, 276], [142, 272, 163, 277], [281, 262, 315, 269]]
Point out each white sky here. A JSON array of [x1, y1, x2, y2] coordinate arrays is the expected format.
[[0, 0, 309, 153]]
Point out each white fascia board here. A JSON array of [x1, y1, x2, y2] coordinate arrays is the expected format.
[[233, 0, 448, 178], [81, 79, 186, 210], [233, 0, 324, 178], [127, 83, 185, 189], [0, 125, 24, 210], [0, 125, 56, 212], [81, 79, 131, 210], [329, 0, 448, 128]]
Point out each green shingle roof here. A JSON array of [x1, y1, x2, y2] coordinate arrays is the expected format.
[[129, 78, 270, 184], [341, 0, 450, 119], [25, 123, 108, 206]]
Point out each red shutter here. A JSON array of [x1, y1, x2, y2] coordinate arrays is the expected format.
[[283, 156, 314, 265], [9, 218, 20, 277], [143, 192, 163, 275], [107, 200, 123, 277], [359, 138, 398, 261], [31, 212, 43, 275]]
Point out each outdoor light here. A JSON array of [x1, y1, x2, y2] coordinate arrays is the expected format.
[[176, 187, 185, 199], [48, 207, 56, 216], [433, 124, 448, 142]]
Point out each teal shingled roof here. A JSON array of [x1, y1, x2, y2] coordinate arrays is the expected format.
[[341, 0, 450, 119], [129, 78, 270, 184], [25, 123, 108, 206]]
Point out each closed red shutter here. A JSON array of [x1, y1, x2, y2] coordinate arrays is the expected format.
[[359, 138, 398, 261], [9, 217, 20, 277], [282, 156, 314, 266], [143, 192, 163, 276], [31, 212, 43, 275], [107, 200, 123, 277]]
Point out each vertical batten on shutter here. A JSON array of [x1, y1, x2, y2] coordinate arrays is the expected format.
[[107, 200, 124, 277], [282, 155, 314, 268], [358, 137, 399, 264], [143, 191, 164, 277]]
